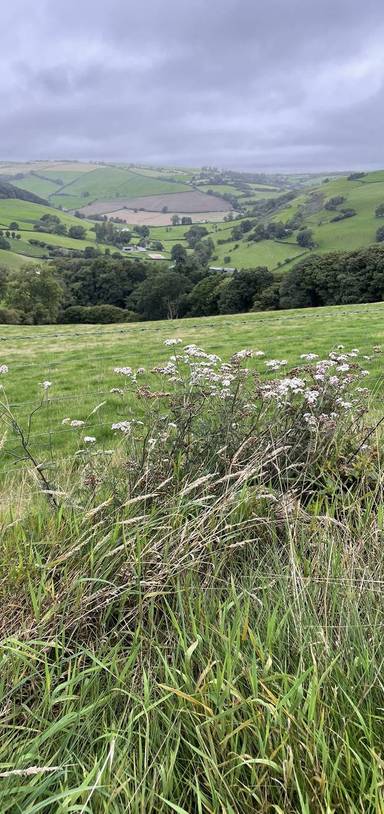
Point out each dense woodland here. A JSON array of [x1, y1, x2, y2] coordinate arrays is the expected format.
[[1, 244, 384, 323]]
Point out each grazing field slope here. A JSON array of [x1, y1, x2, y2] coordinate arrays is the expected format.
[[2, 300, 384, 469]]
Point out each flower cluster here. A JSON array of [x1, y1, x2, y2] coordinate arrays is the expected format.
[[0, 364, 8, 375], [265, 359, 287, 371], [62, 418, 85, 427]]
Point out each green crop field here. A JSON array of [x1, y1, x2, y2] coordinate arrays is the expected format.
[[12, 175, 59, 199], [52, 166, 191, 203], [2, 300, 384, 472]]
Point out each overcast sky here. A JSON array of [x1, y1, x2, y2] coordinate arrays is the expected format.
[[1, 0, 383, 171]]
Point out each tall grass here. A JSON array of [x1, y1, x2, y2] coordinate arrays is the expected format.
[[1, 344, 384, 812]]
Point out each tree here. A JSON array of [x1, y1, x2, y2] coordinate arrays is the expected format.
[[324, 196, 345, 210], [279, 246, 384, 310], [68, 225, 87, 240], [0, 237, 10, 250], [184, 225, 209, 248], [183, 274, 224, 316], [375, 203, 384, 218], [0, 265, 9, 298], [9, 222, 19, 230], [376, 225, 384, 243], [193, 238, 215, 265], [129, 272, 191, 320], [6, 265, 63, 323], [218, 268, 273, 314], [171, 215, 180, 226], [297, 228, 315, 248], [181, 216, 192, 225], [171, 244, 188, 266]]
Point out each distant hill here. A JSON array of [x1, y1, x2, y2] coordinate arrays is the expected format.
[[0, 180, 48, 205]]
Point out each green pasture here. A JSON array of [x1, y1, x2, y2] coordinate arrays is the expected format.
[[55, 165, 191, 202], [0, 248, 37, 269], [12, 175, 59, 199], [1, 300, 383, 471]]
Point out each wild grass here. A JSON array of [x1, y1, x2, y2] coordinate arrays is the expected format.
[[1, 302, 384, 468], [1, 338, 384, 810]]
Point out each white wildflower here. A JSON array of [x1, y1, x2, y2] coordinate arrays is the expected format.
[[0, 364, 8, 375], [336, 363, 350, 373], [336, 399, 352, 410], [305, 389, 319, 406], [300, 353, 319, 361], [42, 380, 52, 390], [70, 420, 85, 427], [265, 359, 287, 370], [110, 387, 124, 394], [84, 436, 96, 444], [62, 418, 70, 425], [328, 376, 340, 386], [136, 367, 146, 374], [361, 370, 369, 377], [164, 338, 182, 346], [254, 350, 265, 357], [114, 366, 133, 377], [111, 421, 132, 434], [303, 413, 318, 431], [232, 349, 253, 361]]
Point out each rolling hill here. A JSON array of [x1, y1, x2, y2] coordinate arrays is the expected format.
[[1, 162, 384, 273]]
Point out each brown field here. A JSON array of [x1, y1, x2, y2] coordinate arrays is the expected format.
[[78, 189, 232, 216], [104, 209, 233, 226]]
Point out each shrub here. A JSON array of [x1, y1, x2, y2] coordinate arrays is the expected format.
[[0, 307, 21, 323], [61, 304, 139, 323]]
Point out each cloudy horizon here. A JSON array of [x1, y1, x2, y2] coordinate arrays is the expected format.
[[1, 0, 384, 172]]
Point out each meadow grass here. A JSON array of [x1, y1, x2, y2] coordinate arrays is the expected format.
[[0, 248, 37, 269], [1, 324, 384, 812], [59, 166, 190, 201], [1, 301, 384, 471]]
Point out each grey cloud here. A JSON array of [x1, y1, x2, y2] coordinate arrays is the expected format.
[[1, 0, 384, 170]]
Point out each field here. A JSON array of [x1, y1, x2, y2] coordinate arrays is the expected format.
[[2, 301, 384, 470], [105, 208, 232, 226], [79, 189, 232, 216], [0, 199, 115, 259], [1, 162, 384, 272], [2, 302, 384, 811]]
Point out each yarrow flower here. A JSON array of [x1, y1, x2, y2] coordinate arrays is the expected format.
[[336, 363, 350, 373], [84, 436, 96, 443], [111, 420, 132, 434], [265, 359, 287, 371], [164, 338, 182, 346], [42, 380, 52, 390], [70, 420, 85, 427], [0, 364, 8, 375], [114, 367, 133, 377], [110, 387, 124, 394], [300, 353, 319, 361]]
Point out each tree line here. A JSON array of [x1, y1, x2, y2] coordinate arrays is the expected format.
[[1, 244, 384, 324]]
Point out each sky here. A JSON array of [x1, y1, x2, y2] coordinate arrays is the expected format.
[[1, 0, 384, 172]]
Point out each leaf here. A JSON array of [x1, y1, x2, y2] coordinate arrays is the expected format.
[[158, 684, 213, 716], [185, 639, 199, 662]]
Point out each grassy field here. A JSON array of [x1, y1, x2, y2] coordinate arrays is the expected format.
[[54, 166, 191, 202], [1, 302, 384, 811], [2, 301, 384, 471], [0, 247, 38, 269]]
